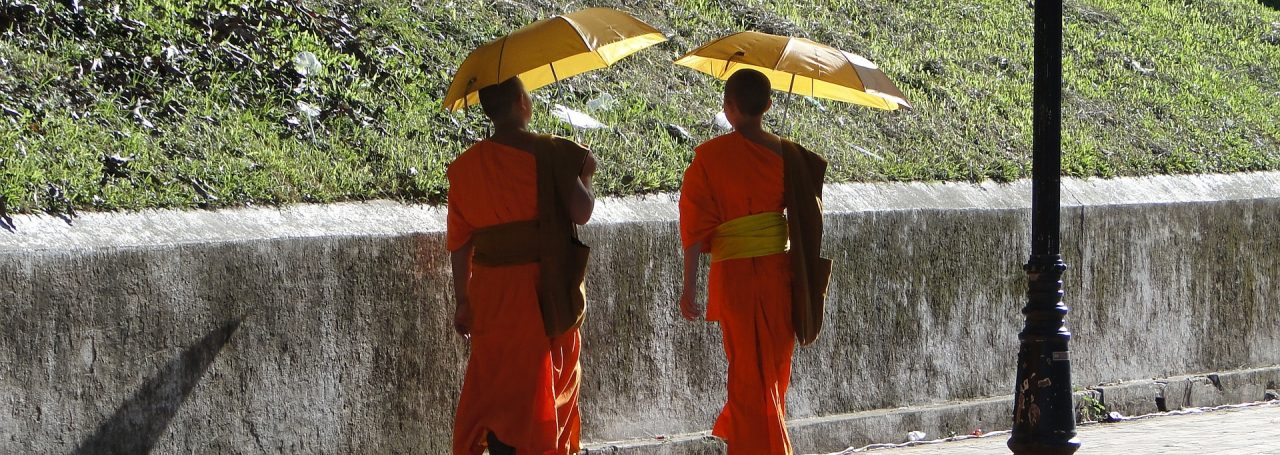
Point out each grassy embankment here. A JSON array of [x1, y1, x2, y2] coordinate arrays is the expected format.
[[1, 0, 1278, 217]]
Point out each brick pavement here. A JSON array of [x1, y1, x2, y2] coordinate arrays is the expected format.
[[832, 402, 1280, 455]]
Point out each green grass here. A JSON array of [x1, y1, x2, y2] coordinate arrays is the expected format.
[[1, 0, 1278, 215]]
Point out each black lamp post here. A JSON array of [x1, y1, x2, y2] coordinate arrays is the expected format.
[[1008, 0, 1081, 453]]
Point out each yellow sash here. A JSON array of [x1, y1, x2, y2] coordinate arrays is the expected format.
[[711, 212, 789, 263]]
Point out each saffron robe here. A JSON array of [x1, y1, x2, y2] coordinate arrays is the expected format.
[[447, 139, 581, 455], [679, 132, 795, 455]]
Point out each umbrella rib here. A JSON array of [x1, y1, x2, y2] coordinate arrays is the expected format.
[[838, 51, 904, 108], [774, 36, 795, 73], [723, 31, 752, 77], [721, 50, 745, 78], [558, 16, 595, 51], [495, 36, 508, 82], [693, 31, 745, 57], [838, 52, 867, 92], [554, 14, 621, 76], [676, 31, 746, 76]]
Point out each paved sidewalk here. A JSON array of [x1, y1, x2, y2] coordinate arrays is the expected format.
[[835, 402, 1280, 455]]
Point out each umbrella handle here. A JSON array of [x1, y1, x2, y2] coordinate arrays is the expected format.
[[546, 63, 562, 137], [781, 74, 796, 137], [462, 77, 485, 139], [463, 77, 476, 110], [542, 60, 583, 142]]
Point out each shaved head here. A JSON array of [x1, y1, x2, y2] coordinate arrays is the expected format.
[[724, 69, 772, 117], [478, 76, 526, 122]]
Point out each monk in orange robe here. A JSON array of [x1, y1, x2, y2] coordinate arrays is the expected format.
[[679, 69, 807, 455], [447, 76, 596, 455]]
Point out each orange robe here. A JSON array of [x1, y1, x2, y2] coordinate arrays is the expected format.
[[447, 140, 582, 455], [680, 132, 795, 455]]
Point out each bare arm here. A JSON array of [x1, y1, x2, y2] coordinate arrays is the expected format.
[[678, 240, 705, 320], [450, 240, 474, 337], [565, 151, 597, 225]]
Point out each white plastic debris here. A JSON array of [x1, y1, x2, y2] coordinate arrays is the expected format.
[[804, 96, 828, 112], [585, 92, 617, 112], [713, 111, 733, 131], [293, 51, 323, 77], [297, 101, 321, 137], [1128, 59, 1154, 75], [296, 101, 321, 120], [853, 145, 883, 160], [162, 45, 181, 61], [907, 431, 927, 442], [552, 104, 607, 129]]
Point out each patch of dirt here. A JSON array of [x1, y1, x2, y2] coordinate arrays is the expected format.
[[727, 3, 800, 37]]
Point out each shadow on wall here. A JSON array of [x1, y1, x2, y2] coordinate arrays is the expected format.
[[72, 318, 242, 455], [0, 197, 14, 232]]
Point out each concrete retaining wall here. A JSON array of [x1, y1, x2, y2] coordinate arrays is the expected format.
[[2, 172, 1279, 453]]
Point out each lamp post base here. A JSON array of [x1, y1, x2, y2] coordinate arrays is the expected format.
[[1009, 256, 1079, 455], [1008, 438, 1083, 455]]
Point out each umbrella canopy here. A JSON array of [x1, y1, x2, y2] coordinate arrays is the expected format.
[[674, 31, 911, 111], [443, 8, 666, 111]]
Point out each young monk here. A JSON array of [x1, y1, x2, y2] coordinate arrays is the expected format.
[[447, 76, 596, 455], [678, 68, 828, 455]]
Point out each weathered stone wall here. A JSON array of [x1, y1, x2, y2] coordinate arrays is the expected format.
[[2, 172, 1278, 453]]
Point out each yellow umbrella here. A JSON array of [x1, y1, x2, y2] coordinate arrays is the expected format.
[[674, 31, 911, 111], [443, 8, 666, 111]]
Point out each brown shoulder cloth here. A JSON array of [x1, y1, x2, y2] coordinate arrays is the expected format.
[[533, 135, 591, 338], [780, 139, 832, 346]]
